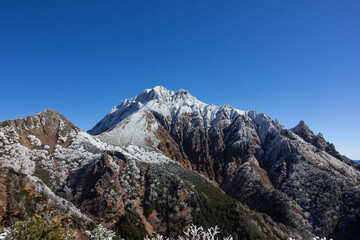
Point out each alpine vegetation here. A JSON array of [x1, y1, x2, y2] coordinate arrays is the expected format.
[[1, 217, 77, 240], [144, 225, 233, 240], [86, 224, 117, 240]]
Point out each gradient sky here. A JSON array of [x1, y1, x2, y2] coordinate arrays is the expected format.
[[1, 1, 359, 159]]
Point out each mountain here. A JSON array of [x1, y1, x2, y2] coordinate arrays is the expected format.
[[89, 86, 360, 239], [353, 160, 360, 165], [0, 109, 290, 239], [1, 87, 359, 239], [291, 120, 359, 170]]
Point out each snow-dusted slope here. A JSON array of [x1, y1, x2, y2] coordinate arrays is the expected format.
[[2, 87, 360, 239], [89, 86, 245, 149], [0, 110, 105, 186], [0, 109, 288, 240], [0, 109, 173, 188], [88, 86, 360, 239], [89, 86, 359, 183]]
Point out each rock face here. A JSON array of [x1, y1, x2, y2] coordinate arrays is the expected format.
[[65, 149, 286, 239], [291, 120, 359, 170], [89, 86, 360, 239]]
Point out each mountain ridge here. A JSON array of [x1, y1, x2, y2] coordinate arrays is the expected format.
[[87, 86, 360, 239], [88, 86, 246, 136], [0, 108, 292, 239], [88, 86, 358, 179], [1, 86, 360, 239]]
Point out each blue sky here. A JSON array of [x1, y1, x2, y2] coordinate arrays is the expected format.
[[1, 1, 359, 159]]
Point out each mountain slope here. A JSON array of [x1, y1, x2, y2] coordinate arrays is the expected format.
[[0, 109, 106, 187], [0, 109, 289, 239], [291, 120, 359, 170], [89, 86, 360, 239], [65, 147, 291, 239]]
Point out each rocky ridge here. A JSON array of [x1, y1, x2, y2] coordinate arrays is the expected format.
[[0, 109, 291, 239], [89, 86, 360, 239], [0, 87, 359, 239]]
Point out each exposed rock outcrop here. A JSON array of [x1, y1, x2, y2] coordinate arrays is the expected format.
[[291, 120, 360, 170]]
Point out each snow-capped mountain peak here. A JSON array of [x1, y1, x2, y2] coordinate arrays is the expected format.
[[89, 86, 221, 136], [87, 86, 252, 154], [137, 86, 174, 103]]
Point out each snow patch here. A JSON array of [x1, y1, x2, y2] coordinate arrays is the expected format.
[[27, 135, 42, 146]]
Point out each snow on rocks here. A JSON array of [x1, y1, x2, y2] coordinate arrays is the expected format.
[[0, 124, 103, 185], [0, 113, 172, 189], [88, 86, 360, 186], [28, 175, 91, 221], [46, 131, 108, 184], [1, 126, 36, 174], [89, 86, 248, 151], [0, 229, 9, 240], [57, 135, 68, 143], [96, 108, 161, 149], [27, 135, 42, 146], [120, 145, 171, 164], [89, 86, 244, 137]]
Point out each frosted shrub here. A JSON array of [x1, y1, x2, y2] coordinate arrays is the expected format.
[[180, 225, 232, 240], [0, 229, 10, 240], [2, 217, 77, 240], [145, 224, 233, 240], [85, 224, 116, 240], [289, 237, 333, 240], [145, 234, 169, 240]]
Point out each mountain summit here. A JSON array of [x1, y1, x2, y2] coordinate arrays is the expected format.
[[89, 86, 218, 136], [89, 86, 246, 153]]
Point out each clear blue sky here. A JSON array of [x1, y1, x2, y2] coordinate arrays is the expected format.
[[1, 1, 359, 159]]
